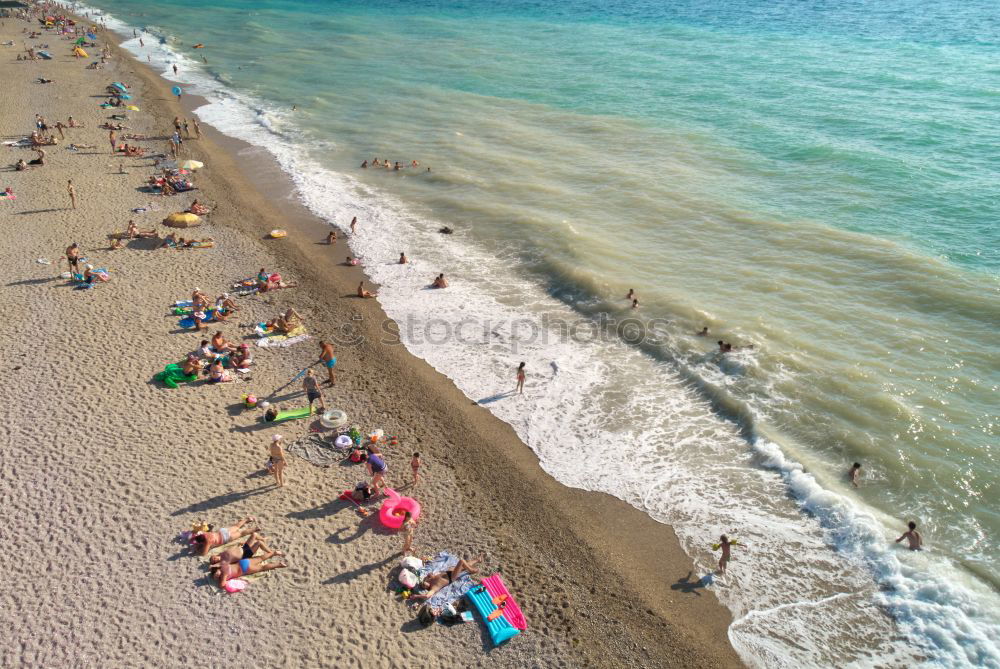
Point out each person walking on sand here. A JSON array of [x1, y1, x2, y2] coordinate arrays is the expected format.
[[267, 435, 287, 488], [848, 462, 862, 488], [516, 362, 526, 394], [67, 180, 76, 209], [302, 369, 325, 413], [193, 119, 201, 138], [350, 216, 358, 235], [895, 521, 923, 550], [411, 452, 421, 487], [108, 128, 116, 155], [319, 340, 336, 386]]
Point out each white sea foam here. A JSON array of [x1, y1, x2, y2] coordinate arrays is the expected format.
[[78, 3, 1000, 665]]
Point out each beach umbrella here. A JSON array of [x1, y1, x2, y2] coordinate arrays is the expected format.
[[111, 82, 127, 91], [179, 159, 204, 171], [125, 105, 140, 111], [162, 212, 201, 228]]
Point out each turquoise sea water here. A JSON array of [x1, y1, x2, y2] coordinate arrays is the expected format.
[[76, 0, 998, 666]]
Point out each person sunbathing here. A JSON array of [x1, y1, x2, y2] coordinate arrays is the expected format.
[[409, 556, 484, 602], [161, 232, 179, 248], [191, 288, 210, 310], [28, 149, 45, 166], [209, 550, 287, 590], [208, 532, 281, 566], [109, 238, 124, 250], [15, 159, 27, 171], [208, 358, 233, 383], [357, 281, 376, 298], [230, 344, 253, 370], [83, 264, 108, 284], [217, 294, 239, 313], [187, 199, 210, 215], [125, 220, 157, 239], [265, 308, 303, 334], [181, 354, 202, 376], [266, 274, 298, 292], [191, 517, 258, 556], [431, 273, 449, 289], [211, 330, 238, 353], [67, 117, 84, 127], [68, 143, 97, 150]]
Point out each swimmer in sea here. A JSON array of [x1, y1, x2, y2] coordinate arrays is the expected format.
[[360, 160, 368, 168], [399, 252, 408, 264], [626, 288, 635, 301], [848, 462, 862, 488], [632, 298, 639, 309], [895, 521, 922, 550], [697, 327, 709, 336]]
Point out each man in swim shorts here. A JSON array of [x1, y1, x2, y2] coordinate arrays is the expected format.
[[410, 556, 484, 602], [64, 242, 81, 274], [895, 521, 923, 550], [302, 369, 324, 412], [209, 532, 281, 567], [210, 550, 286, 589], [319, 340, 336, 386]]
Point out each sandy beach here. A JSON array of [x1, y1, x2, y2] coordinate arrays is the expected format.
[[1, 7, 741, 668]]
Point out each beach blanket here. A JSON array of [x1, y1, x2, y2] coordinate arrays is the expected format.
[[257, 328, 310, 348], [286, 434, 342, 468], [417, 552, 475, 609]]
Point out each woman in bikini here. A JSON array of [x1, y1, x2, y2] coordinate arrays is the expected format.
[[210, 550, 287, 589], [191, 517, 258, 555], [267, 435, 287, 487], [410, 556, 484, 602]]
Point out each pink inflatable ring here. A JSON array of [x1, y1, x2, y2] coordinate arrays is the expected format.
[[379, 488, 421, 529]]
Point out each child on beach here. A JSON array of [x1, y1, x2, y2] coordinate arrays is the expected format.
[[714, 535, 740, 574], [411, 453, 421, 487], [401, 511, 418, 556]]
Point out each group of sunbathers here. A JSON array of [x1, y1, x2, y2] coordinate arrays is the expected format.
[[190, 517, 287, 589]]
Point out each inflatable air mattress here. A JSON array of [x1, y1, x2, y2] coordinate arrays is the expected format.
[[466, 584, 520, 646]]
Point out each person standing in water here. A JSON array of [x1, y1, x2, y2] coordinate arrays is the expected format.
[[715, 534, 739, 574], [626, 288, 635, 301], [399, 252, 408, 264], [848, 462, 862, 488], [895, 521, 923, 550], [516, 362, 526, 394], [350, 216, 358, 235]]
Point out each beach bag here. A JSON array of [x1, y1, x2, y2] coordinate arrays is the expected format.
[[398, 568, 419, 590], [400, 556, 423, 572]]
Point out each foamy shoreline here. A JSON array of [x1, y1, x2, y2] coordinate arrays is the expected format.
[[1, 5, 741, 668]]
